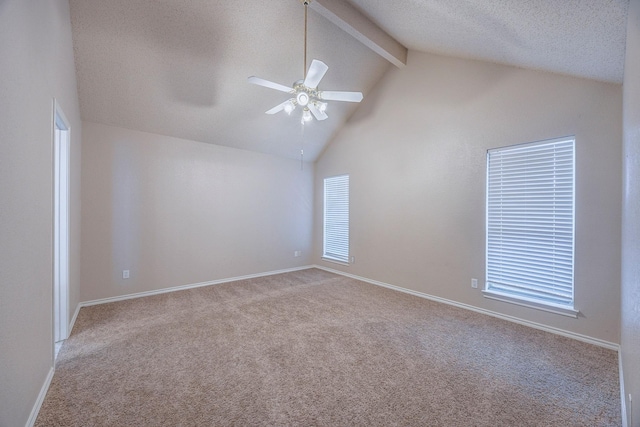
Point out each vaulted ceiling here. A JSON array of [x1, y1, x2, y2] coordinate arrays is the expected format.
[[68, 0, 629, 162]]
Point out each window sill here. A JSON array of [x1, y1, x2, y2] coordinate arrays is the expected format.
[[321, 256, 350, 267], [482, 289, 579, 318]]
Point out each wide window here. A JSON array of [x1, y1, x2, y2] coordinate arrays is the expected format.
[[323, 175, 349, 264], [485, 137, 575, 314]]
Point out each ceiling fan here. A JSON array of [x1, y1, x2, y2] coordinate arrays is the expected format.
[[248, 0, 363, 124]]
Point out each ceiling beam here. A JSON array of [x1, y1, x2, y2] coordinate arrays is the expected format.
[[310, 0, 407, 68]]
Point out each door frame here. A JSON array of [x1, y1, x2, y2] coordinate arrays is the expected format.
[[53, 98, 71, 350]]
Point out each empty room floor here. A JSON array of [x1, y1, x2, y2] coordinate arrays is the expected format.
[[35, 269, 621, 426]]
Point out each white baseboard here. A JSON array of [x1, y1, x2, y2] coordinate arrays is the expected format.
[[26, 367, 54, 427], [68, 303, 81, 337], [36, 265, 627, 426], [79, 265, 314, 308], [30, 266, 313, 425], [313, 265, 620, 351], [314, 265, 629, 423], [620, 350, 628, 427]]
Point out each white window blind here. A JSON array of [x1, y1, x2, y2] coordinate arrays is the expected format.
[[486, 137, 575, 308], [323, 175, 349, 263]]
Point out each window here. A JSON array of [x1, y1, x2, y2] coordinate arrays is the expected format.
[[485, 137, 575, 314], [323, 175, 349, 264]]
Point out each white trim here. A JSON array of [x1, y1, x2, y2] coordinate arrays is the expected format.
[[52, 98, 71, 345], [68, 303, 81, 336], [53, 98, 70, 130], [30, 267, 313, 425], [79, 266, 314, 307], [33, 266, 625, 425], [313, 265, 619, 351], [26, 367, 54, 427], [620, 350, 628, 427]]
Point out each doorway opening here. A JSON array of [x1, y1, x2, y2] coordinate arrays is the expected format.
[[53, 100, 70, 359]]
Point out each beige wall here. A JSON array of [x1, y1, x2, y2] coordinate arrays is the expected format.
[[80, 122, 313, 301], [314, 51, 622, 344], [0, 1, 82, 426], [622, 0, 640, 424]]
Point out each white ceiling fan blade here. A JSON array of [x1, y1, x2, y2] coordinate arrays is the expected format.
[[248, 76, 294, 93], [303, 60, 329, 89], [320, 90, 363, 102], [265, 100, 290, 114], [309, 103, 328, 121]]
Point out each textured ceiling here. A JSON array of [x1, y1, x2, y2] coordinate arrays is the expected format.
[[69, 0, 629, 162], [349, 0, 629, 84], [69, 0, 389, 162]]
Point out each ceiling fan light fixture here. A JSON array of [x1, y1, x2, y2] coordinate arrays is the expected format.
[[302, 108, 312, 123], [296, 92, 310, 106], [284, 99, 296, 114], [318, 101, 327, 112]]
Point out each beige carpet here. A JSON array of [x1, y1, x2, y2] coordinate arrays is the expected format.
[[36, 268, 621, 426]]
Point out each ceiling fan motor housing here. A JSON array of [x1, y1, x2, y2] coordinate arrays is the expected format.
[[293, 82, 318, 107]]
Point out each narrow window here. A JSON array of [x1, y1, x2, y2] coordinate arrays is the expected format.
[[485, 137, 575, 313], [323, 175, 349, 264]]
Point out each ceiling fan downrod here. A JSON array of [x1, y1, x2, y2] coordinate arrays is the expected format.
[[302, 0, 310, 79]]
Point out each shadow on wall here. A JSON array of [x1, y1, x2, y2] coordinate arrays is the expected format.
[[73, 0, 223, 107], [144, 2, 220, 107]]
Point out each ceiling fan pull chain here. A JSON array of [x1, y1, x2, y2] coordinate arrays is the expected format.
[[300, 120, 305, 170]]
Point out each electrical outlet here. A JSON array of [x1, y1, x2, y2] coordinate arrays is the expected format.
[[471, 278, 478, 289], [123, 270, 130, 279], [350, 256, 355, 264], [294, 250, 301, 257]]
